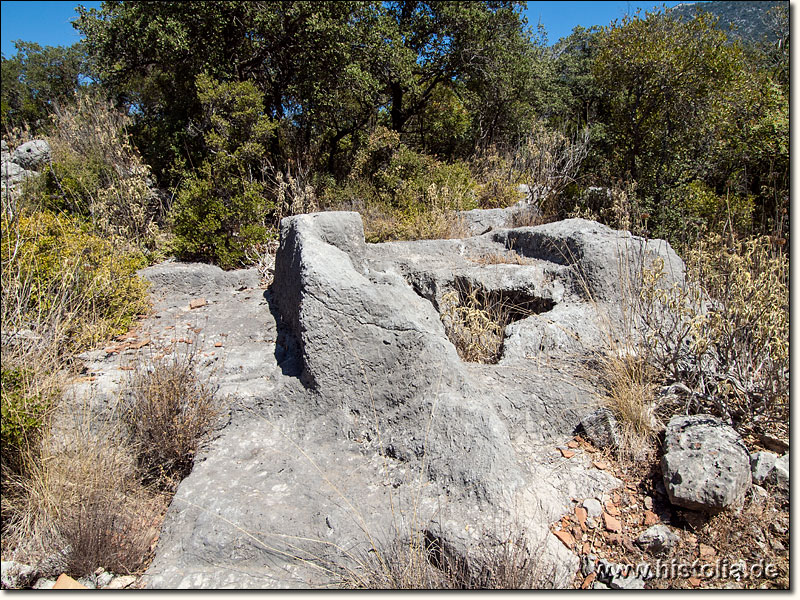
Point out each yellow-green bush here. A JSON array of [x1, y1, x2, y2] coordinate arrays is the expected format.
[[1, 210, 150, 353], [324, 126, 477, 242]]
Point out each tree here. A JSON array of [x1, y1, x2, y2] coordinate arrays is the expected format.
[[1, 41, 86, 132]]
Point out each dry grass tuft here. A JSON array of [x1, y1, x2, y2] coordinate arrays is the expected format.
[[122, 350, 219, 490], [439, 286, 507, 364], [346, 527, 554, 589], [598, 351, 660, 461], [2, 429, 166, 578]]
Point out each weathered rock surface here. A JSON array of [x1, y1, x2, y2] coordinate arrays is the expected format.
[[770, 452, 789, 495], [580, 408, 621, 451], [1, 138, 49, 197], [749, 451, 778, 485], [57, 212, 686, 588], [636, 524, 679, 555], [12, 139, 51, 170], [661, 415, 751, 512]]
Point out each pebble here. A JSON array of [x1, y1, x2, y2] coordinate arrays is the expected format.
[[583, 498, 603, 518]]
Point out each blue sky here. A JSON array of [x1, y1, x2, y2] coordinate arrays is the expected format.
[[1, 0, 690, 57]]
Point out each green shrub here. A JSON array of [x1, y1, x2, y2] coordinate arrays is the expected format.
[[169, 75, 277, 269], [1, 210, 150, 352], [325, 127, 477, 242], [0, 367, 52, 476]]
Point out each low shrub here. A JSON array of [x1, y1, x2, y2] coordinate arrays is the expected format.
[[0, 367, 53, 478], [639, 233, 788, 434], [1, 210, 150, 354], [2, 429, 164, 578], [122, 350, 219, 490], [37, 94, 163, 248], [324, 127, 478, 242]]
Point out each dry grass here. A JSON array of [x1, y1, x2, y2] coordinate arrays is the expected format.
[[122, 350, 219, 491], [468, 248, 535, 266], [597, 351, 660, 461], [439, 286, 507, 364], [2, 427, 166, 578], [344, 527, 555, 589]]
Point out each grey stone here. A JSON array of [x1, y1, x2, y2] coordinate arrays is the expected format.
[[636, 524, 679, 555], [580, 408, 621, 451], [1, 160, 35, 186], [749, 485, 768, 505], [58, 213, 687, 589], [592, 581, 611, 589], [580, 554, 596, 576], [1, 561, 37, 589], [582, 498, 603, 518], [33, 578, 56, 590], [12, 139, 51, 170], [105, 575, 136, 589], [609, 574, 646, 589], [769, 452, 789, 495], [749, 451, 778, 485], [77, 577, 97, 589], [96, 571, 114, 587], [661, 414, 752, 512]]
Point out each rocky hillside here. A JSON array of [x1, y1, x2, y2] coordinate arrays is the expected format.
[[668, 1, 786, 42]]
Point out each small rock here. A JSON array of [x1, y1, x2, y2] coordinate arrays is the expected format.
[[769, 452, 788, 495], [661, 414, 752, 512], [604, 500, 621, 516], [759, 433, 788, 454], [592, 460, 609, 470], [1, 561, 37, 589], [575, 506, 588, 529], [688, 576, 702, 587], [592, 581, 611, 589], [580, 408, 621, 450], [644, 496, 654, 510], [189, 298, 207, 309], [583, 498, 603, 518], [553, 529, 575, 549], [749, 451, 778, 485], [53, 574, 87, 590], [699, 543, 716, 560], [581, 572, 596, 589], [749, 485, 768, 505], [106, 575, 136, 589], [12, 140, 51, 170], [581, 554, 596, 577], [96, 571, 114, 587], [581, 542, 592, 554], [636, 524, 679, 555], [567, 440, 579, 449], [77, 577, 96, 589], [33, 578, 56, 590], [609, 573, 646, 590], [643, 510, 659, 525], [586, 516, 597, 529], [603, 512, 622, 532]]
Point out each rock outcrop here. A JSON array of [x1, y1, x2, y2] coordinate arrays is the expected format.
[[60, 212, 686, 588], [1, 139, 50, 197]]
